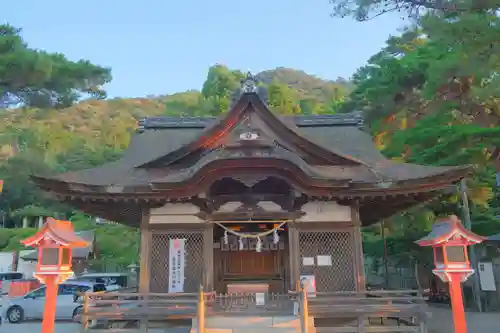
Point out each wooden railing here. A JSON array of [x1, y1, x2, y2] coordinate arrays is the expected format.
[[79, 288, 203, 332], [306, 290, 428, 333], [206, 292, 297, 316], [78, 288, 427, 333]]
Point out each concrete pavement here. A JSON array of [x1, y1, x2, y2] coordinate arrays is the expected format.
[[427, 306, 499, 333], [1, 308, 498, 333], [0, 322, 80, 333]]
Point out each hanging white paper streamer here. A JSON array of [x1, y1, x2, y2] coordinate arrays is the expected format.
[[273, 229, 279, 244], [224, 230, 228, 245], [256, 237, 262, 252], [239, 237, 244, 250]]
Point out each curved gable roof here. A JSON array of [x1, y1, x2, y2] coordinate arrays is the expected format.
[[136, 92, 366, 168]]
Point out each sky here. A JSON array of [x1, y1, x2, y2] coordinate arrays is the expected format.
[[5, 0, 405, 99]]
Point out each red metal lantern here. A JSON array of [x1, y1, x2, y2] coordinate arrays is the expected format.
[[20, 218, 87, 333], [416, 215, 485, 333]]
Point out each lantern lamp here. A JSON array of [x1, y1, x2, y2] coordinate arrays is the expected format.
[[416, 215, 484, 283], [20, 217, 88, 333], [416, 215, 485, 333], [21, 218, 88, 284]]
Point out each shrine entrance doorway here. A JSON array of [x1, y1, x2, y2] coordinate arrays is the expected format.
[[213, 223, 289, 293]]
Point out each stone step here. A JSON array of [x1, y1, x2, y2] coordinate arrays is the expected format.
[[191, 316, 314, 329], [190, 328, 316, 333]]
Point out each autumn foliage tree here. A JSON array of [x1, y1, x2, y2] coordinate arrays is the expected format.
[[339, 6, 500, 265]]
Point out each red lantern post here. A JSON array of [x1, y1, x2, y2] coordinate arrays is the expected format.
[[20, 218, 88, 333], [416, 215, 485, 333]]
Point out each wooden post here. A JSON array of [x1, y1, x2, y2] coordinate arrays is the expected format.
[[82, 292, 89, 331], [203, 224, 214, 291], [141, 294, 148, 333], [289, 226, 300, 290], [351, 206, 366, 291], [300, 289, 309, 333], [357, 315, 366, 333], [197, 285, 205, 333], [38, 216, 44, 229], [139, 210, 152, 293], [139, 210, 151, 333]]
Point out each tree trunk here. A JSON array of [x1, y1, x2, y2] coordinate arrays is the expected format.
[[414, 260, 423, 292]]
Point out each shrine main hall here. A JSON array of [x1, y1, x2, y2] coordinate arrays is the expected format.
[[33, 75, 470, 295]]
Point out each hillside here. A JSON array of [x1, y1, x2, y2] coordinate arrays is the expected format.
[[0, 66, 348, 163], [256, 67, 351, 102]]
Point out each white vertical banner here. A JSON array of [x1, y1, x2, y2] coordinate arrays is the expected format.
[[168, 238, 186, 293]]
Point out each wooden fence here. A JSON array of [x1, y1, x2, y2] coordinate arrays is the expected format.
[[307, 290, 428, 333], [78, 288, 428, 333]]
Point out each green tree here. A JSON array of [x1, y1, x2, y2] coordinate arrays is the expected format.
[[201, 65, 245, 115], [339, 8, 500, 262], [329, 0, 499, 21], [0, 24, 111, 108], [267, 79, 301, 114]]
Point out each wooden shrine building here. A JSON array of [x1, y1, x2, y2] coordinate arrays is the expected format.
[[32, 74, 471, 296]]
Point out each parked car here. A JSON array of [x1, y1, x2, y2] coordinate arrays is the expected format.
[[69, 272, 134, 291], [0, 272, 25, 295], [0, 272, 24, 282], [3, 281, 106, 324]]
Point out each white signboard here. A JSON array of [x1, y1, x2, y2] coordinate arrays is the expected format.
[[256, 293, 265, 306], [317, 255, 332, 266], [168, 238, 186, 293], [300, 275, 317, 298], [478, 262, 496, 291], [302, 257, 314, 266]]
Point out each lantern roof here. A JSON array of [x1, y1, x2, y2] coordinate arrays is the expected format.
[[21, 217, 88, 248], [415, 215, 485, 247]]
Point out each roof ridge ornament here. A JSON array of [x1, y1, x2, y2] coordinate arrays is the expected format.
[[241, 72, 258, 93], [229, 72, 268, 107]]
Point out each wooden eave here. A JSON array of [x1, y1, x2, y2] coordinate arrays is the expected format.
[[32, 161, 471, 201], [196, 210, 305, 222], [54, 188, 449, 227]]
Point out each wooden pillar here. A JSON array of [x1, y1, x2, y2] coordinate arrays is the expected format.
[[37, 216, 44, 229], [203, 224, 214, 291], [351, 206, 366, 291], [288, 224, 300, 291], [139, 209, 152, 293]]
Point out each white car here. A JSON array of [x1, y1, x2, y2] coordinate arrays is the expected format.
[[3, 281, 105, 324]]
